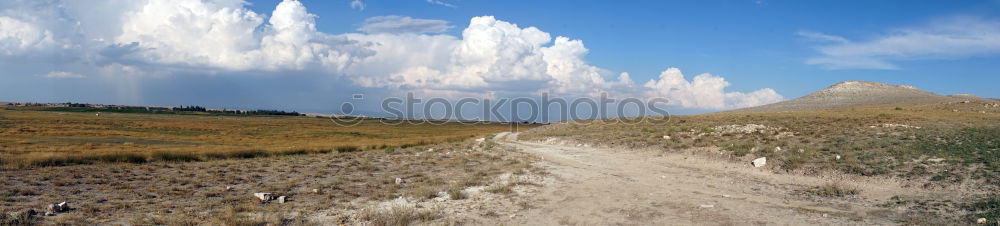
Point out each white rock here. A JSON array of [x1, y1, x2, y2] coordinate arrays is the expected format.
[[662, 135, 671, 140], [253, 192, 274, 201], [927, 158, 945, 163], [277, 196, 288, 203], [395, 178, 404, 184], [47, 202, 69, 214], [835, 155, 841, 160], [225, 186, 233, 191], [774, 147, 782, 152], [475, 138, 486, 142], [752, 157, 767, 167], [312, 189, 320, 193], [977, 218, 987, 224], [699, 204, 714, 208]]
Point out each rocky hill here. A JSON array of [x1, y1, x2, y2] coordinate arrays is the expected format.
[[730, 81, 992, 112]]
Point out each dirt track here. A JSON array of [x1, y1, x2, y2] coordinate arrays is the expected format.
[[490, 132, 943, 225]]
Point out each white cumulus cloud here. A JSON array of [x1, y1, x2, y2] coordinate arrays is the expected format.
[[114, 0, 368, 71], [0, 0, 784, 111], [643, 68, 784, 110]]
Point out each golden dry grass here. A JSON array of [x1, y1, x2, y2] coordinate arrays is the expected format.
[[0, 108, 533, 168]]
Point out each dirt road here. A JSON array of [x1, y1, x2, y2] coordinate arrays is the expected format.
[[491, 132, 938, 225]]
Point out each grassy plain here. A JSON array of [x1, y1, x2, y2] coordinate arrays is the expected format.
[[0, 107, 541, 225], [0, 108, 525, 169]]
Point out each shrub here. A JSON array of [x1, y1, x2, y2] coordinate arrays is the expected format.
[[357, 204, 440, 226], [447, 188, 466, 200], [150, 151, 201, 162], [334, 146, 361, 153], [806, 183, 859, 197]]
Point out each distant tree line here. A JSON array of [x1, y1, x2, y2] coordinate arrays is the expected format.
[[31, 103, 303, 116]]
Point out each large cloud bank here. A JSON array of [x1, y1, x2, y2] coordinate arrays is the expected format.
[[0, 0, 782, 110]]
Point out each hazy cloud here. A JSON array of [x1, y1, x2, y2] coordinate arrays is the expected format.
[[350, 0, 365, 10], [425, 0, 457, 8], [796, 31, 848, 44], [42, 71, 85, 79], [358, 15, 453, 34], [804, 17, 1000, 70]]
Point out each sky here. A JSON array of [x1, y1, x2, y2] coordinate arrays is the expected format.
[[2, 0, 1000, 119]]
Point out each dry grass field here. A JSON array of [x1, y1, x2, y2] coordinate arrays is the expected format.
[[0, 107, 543, 225], [0, 108, 527, 169]]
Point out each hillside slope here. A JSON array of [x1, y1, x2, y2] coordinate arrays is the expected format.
[[730, 81, 991, 112]]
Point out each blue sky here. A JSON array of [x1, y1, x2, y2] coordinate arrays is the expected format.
[[242, 0, 1000, 98], [1, 0, 999, 117]]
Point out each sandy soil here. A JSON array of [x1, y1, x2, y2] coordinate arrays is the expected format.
[[484, 132, 957, 225]]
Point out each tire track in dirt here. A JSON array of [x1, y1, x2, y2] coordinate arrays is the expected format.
[[493, 132, 927, 225]]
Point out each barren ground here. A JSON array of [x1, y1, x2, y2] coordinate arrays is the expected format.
[[486, 132, 963, 225]]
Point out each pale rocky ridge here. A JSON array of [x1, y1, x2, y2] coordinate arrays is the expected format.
[[729, 80, 995, 112]]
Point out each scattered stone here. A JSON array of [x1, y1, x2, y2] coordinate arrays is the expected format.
[[225, 186, 233, 191], [475, 138, 486, 142], [395, 178, 405, 184], [427, 148, 434, 152], [45, 202, 69, 215], [797, 149, 805, 153], [254, 192, 274, 201], [835, 155, 841, 160], [774, 146, 782, 152], [662, 135, 671, 140], [312, 189, 320, 193], [981, 111, 988, 114], [752, 157, 767, 167], [977, 218, 987, 224], [699, 204, 714, 208], [877, 123, 922, 129], [927, 158, 945, 163], [713, 124, 777, 135], [277, 196, 288, 203]]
